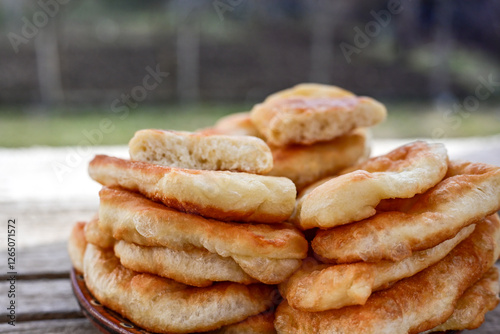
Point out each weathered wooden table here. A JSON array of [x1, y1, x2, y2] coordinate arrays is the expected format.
[[1, 137, 500, 333]]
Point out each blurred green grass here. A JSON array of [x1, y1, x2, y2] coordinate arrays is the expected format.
[[0, 102, 498, 147]]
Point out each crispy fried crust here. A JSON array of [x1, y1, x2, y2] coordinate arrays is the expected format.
[[231, 255, 302, 285], [275, 214, 500, 334], [425, 266, 500, 332], [250, 95, 386, 146], [207, 311, 277, 334], [88, 155, 296, 223], [296, 141, 448, 230], [84, 215, 114, 249], [114, 240, 257, 287], [312, 161, 500, 263], [129, 129, 273, 174], [279, 224, 475, 311], [98, 187, 307, 259], [264, 83, 355, 101], [68, 221, 87, 273], [84, 244, 275, 333], [268, 129, 370, 191]]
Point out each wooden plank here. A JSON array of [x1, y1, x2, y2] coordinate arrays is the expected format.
[[0, 278, 81, 322], [0, 318, 98, 334], [0, 205, 94, 278], [0, 242, 72, 280]]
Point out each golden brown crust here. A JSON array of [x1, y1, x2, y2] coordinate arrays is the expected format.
[[98, 187, 307, 259], [279, 224, 475, 311], [129, 129, 273, 174], [250, 95, 386, 146], [84, 244, 276, 333], [84, 215, 114, 249], [312, 160, 500, 263], [231, 255, 302, 285], [296, 141, 448, 230], [264, 83, 355, 102], [426, 266, 500, 332], [268, 129, 370, 191], [275, 214, 500, 334], [88, 155, 296, 223], [207, 311, 276, 334], [67, 221, 87, 273], [114, 240, 257, 287]]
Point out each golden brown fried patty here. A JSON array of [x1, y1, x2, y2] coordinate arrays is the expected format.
[[312, 161, 500, 263], [250, 95, 386, 146], [275, 214, 500, 334], [296, 141, 448, 229], [279, 224, 475, 311], [89, 155, 296, 223], [84, 244, 276, 334]]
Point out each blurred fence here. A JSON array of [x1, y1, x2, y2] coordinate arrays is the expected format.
[[0, 0, 499, 106]]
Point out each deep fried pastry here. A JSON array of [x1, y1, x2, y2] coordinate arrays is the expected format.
[[207, 311, 276, 334], [114, 240, 256, 287], [425, 266, 499, 332], [84, 215, 114, 249], [264, 83, 354, 101], [89, 155, 296, 223], [129, 129, 273, 174], [84, 244, 275, 334], [312, 161, 500, 263], [296, 141, 448, 230], [250, 95, 386, 146], [68, 221, 87, 273], [268, 129, 370, 191], [99, 187, 307, 283], [274, 214, 500, 334], [99, 187, 307, 258], [279, 224, 475, 311]]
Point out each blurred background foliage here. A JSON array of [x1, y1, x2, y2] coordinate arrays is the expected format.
[[0, 0, 499, 146]]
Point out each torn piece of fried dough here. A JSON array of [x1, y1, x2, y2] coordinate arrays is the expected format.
[[114, 240, 257, 287], [250, 95, 386, 146], [275, 214, 500, 334], [84, 244, 275, 334], [268, 128, 370, 191], [312, 160, 500, 263], [280, 224, 475, 311], [425, 266, 500, 333], [89, 155, 296, 223], [68, 221, 87, 273], [296, 141, 448, 230], [129, 129, 273, 174]]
